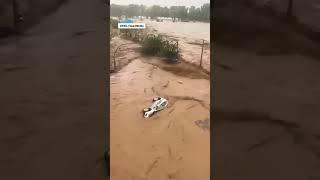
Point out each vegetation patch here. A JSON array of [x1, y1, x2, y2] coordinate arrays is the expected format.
[[110, 3, 210, 22], [120, 29, 141, 42], [159, 39, 178, 59], [142, 35, 178, 60], [142, 35, 163, 55], [110, 18, 118, 29]]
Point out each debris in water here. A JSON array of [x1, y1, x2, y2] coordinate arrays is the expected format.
[[186, 104, 197, 110], [168, 108, 175, 114], [163, 80, 170, 88], [195, 118, 210, 131]]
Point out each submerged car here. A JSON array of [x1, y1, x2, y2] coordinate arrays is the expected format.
[[143, 97, 168, 118]]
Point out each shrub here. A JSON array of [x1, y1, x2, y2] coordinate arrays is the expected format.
[[159, 40, 178, 59], [142, 35, 178, 59], [132, 30, 142, 42], [142, 35, 163, 55], [120, 29, 130, 37]]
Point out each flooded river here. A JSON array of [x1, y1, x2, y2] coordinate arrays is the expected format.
[[110, 37, 210, 180], [146, 20, 210, 42], [146, 20, 211, 71]]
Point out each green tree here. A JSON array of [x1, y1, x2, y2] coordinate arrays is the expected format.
[[139, 5, 146, 17], [110, 4, 125, 17], [111, 3, 210, 22], [170, 6, 177, 21], [188, 6, 196, 20], [147, 5, 162, 19], [125, 4, 140, 17], [161, 7, 170, 18], [176, 6, 188, 20], [200, 3, 210, 22]]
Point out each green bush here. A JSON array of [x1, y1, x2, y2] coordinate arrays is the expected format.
[[142, 35, 163, 55], [120, 29, 130, 38], [132, 30, 141, 42], [119, 29, 140, 41], [159, 40, 178, 59], [142, 35, 178, 59]]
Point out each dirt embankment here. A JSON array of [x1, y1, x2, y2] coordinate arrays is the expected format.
[[110, 37, 210, 180]]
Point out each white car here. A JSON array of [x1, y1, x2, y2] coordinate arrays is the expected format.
[[143, 97, 168, 118]]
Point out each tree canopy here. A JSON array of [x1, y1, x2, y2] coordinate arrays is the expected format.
[[110, 3, 210, 22]]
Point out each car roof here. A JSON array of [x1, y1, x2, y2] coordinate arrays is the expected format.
[[150, 98, 166, 108]]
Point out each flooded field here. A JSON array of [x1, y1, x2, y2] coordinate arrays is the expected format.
[[146, 20, 210, 42], [146, 20, 211, 71]]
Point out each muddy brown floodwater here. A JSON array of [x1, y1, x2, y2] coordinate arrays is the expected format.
[[110, 37, 210, 180], [146, 20, 211, 72]]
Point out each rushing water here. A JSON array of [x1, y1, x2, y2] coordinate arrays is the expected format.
[[146, 20, 210, 42], [110, 21, 211, 179], [146, 20, 211, 71]]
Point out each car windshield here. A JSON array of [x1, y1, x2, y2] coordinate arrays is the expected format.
[[151, 101, 159, 108]]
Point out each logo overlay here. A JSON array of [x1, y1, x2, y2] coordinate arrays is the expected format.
[[118, 19, 146, 29]]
